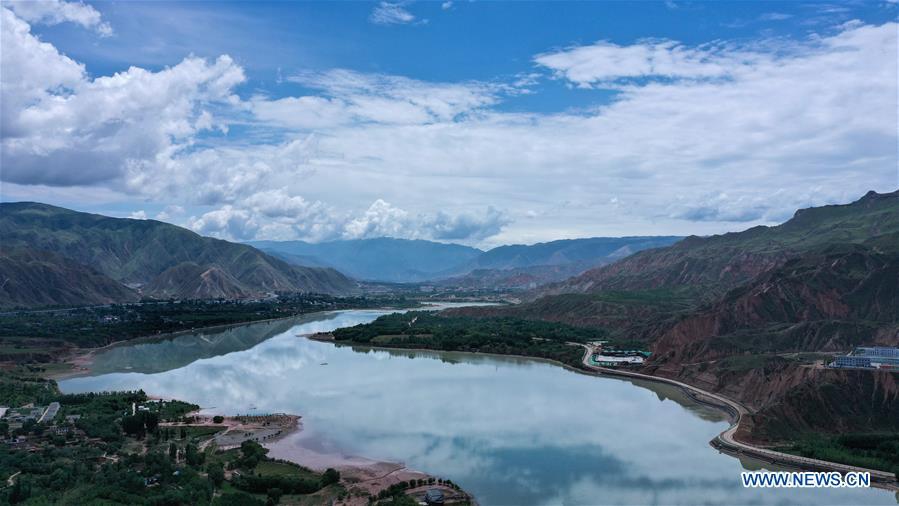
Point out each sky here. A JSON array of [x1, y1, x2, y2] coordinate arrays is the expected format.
[[1, 0, 897, 248]]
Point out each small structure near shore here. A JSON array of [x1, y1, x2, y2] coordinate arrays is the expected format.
[[590, 343, 649, 368], [424, 488, 445, 505], [828, 347, 899, 370]]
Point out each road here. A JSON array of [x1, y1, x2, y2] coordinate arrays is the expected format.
[[574, 343, 899, 489]]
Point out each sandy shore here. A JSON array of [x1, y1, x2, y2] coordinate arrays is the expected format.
[[265, 427, 467, 506]]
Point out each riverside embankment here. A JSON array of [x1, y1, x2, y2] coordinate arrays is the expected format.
[[575, 344, 899, 490]]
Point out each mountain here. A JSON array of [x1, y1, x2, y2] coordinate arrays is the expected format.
[[253, 236, 682, 285], [543, 190, 899, 299], [248, 238, 483, 283], [0, 202, 356, 306], [451, 189, 899, 444], [431, 236, 683, 290], [459, 236, 682, 272], [0, 248, 139, 308]]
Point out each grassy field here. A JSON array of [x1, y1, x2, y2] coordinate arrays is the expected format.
[[256, 460, 322, 481]]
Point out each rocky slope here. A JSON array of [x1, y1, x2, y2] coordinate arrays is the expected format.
[[455, 190, 899, 444], [0, 248, 139, 307], [0, 202, 356, 306], [542, 190, 899, 299]]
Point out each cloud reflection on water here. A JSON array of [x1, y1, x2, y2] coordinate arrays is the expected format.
[[60, 311, 894, 506]]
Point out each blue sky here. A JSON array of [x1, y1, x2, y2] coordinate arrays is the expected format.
[[1, 1, 897, 246]]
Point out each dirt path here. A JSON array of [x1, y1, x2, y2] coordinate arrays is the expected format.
[[574, 343, 899, 490]]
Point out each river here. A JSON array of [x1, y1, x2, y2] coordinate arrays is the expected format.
[[59, 308, 897, 505]]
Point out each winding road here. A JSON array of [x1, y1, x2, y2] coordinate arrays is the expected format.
[[574, 344, 899, 490]]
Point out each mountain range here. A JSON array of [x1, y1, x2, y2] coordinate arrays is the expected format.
[[541, 190, 899, 299], [0, 203, 355, 307], [251, 236, 682, 284], [248, 238, 482, 283], [451, 189, 899, 442]]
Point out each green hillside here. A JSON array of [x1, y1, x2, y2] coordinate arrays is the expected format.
[[0, 203, 356, 306]]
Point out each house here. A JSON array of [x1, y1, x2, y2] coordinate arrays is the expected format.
[[424, 488, 445, 505]]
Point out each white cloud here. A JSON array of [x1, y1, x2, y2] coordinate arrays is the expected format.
[[187, 197, 510, 243], [441, 1, 453, 10], [187, 206, 259, 241], [1, 6, 245, 186], [249, 69, 508, 129], [128, 210, 147, 220], [534, 39, 739, 86], [5, 0, 112, 36], [759, 12, 793, 21], [370, 2, 416, 25], [1, 7, 896, 246], [155, 205, 185, 222]]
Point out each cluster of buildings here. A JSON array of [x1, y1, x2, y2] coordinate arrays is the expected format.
[[829, 347, 899, 370], [590, 342, 651, 368], [2, 402, 60, 430]]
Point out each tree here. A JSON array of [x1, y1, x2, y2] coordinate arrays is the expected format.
[[207, 462, 225, 487], [238, 440, 268, 470], [180, 426, 187, 439], [9, 476, 31, 504], [266, 487, 283, 505], [213, 415, 224, 424], [145, 412, 159, 433], [186, 443, 204, 467], [169, 442, 178, 461], [121, 415, 145, 437], [321, 468, 340, 486]]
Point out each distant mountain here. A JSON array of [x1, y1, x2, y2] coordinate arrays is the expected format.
[[543, 190, 899, 299], [0, 202, 356, 307], [0, 248, 139, 307], [253, 236, 682, 285], [434, 236, 683, 289], [248, 238, 483, 283], [459, 236, 683, 272]]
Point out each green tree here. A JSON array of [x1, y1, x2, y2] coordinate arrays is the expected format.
[[266, 487, 283, 505], [207, 462, 225, 487], [321, 468, 340, 486], [186, 443, 204, 467]]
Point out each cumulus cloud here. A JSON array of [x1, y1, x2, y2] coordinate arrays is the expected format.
[[5, 0, 112, 36], [370, 2, 416, 25], [187, 197, 510, 243], [1, 6, 896, 245], [128, 210, 148, 220], [187, 206, 259, 241], [1, 7, 245, 187]]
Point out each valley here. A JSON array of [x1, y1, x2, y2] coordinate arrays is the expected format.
[[1, 189, 898, 505]]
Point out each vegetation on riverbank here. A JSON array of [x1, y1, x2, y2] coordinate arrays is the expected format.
[[0, 294, 417, 350], [332, 311, 608, 368], [0, 368, 349, 504], [780, 433, 899, 477]]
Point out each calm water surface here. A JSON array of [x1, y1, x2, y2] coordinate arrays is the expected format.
[[60, 309, 897, 506]]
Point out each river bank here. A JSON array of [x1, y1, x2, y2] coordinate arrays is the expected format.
[[574, 344, 899, 491], [311, 332, 899, 492], [46, 313, 322, 380], [53, 307, 897, 504]]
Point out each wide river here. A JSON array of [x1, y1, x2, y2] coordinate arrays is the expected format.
[[59, 308, 896, 506]]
